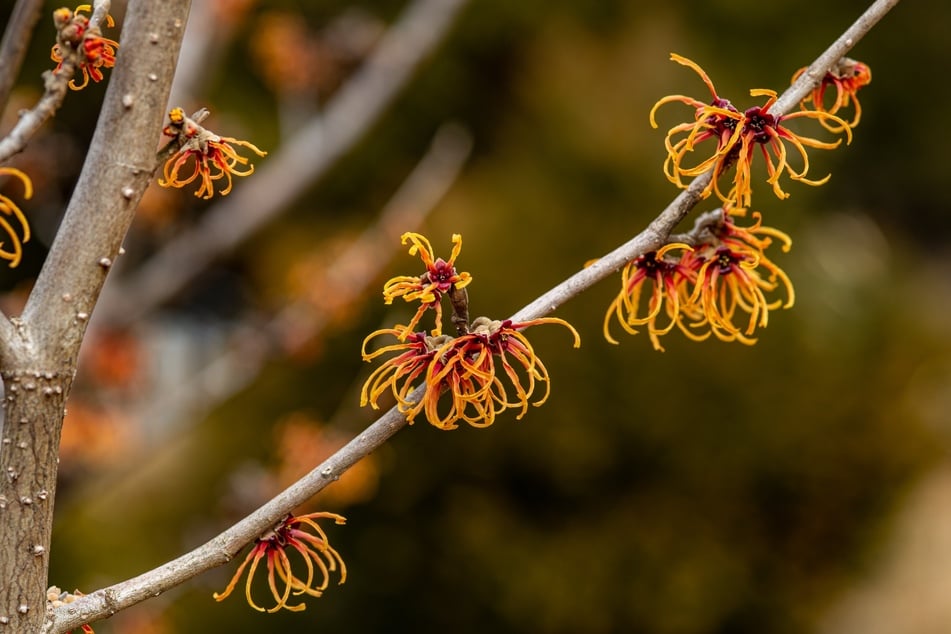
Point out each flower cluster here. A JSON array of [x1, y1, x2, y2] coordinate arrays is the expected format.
[[603, 242, 696, 351], [0, 167, 33, 268], [650, 53, 866, 207], [362, 232, 580, 429], [158, 108, 267, 199], [213, 512, 347, 613], [605, 208, 794, 349], [610, 52, 871, 350], [47, 586, 94, 633], [50, 5, 119, 91], [792, 57, 872, 132]]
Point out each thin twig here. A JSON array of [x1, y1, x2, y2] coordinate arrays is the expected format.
[[95, 0, 470, 327], [0, 0, 45, 117], [0, 1, 113, 163], [48, 0, 900, 631]]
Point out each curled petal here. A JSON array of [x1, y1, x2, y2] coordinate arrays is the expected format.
[[213, 512, 346, 612], [158, 110, 267, 199]]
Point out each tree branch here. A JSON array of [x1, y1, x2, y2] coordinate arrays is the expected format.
[[21, 0, 190, 367], [0, 0, 45, 117], [48, 0, 900, 630], [94, 0, 470, 327]]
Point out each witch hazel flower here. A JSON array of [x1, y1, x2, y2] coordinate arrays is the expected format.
[[603, 208, 794, 349], [651, 53, 852, 207], [363, 232, 580, 429], [423, 316, 581, 429], [649, 53, 743, 191], [792, 57, 872, 131], [682, 208, 794, 345], [360, 327, 447, 420], [50, 4, 119, 91], [213, 512, 347, 613], [603, 242, 697, 351], [361, 318, 580, 430], [382, 232, 472, 339], [726, 88, 852, 208], [158, 108, 267, 199]]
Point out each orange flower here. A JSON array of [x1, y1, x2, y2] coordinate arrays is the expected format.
[[213, 512, 347, 613], [727, 89, 851, 207], [158, 108, 266, 199], [683, 210, 794, 344], [603, 242, 697, 351], [650, 54, 743, 192], [382, 232, 472, 338], [604, 209, 794, 348], [423, 316, 581, 429], [360, 327, 448, 419], [652, 53, 852, 207], [0, 167, 32, 268], [50, 5, 119, 91], [793, 57, 871, 131], [361, 318, 580, 430]]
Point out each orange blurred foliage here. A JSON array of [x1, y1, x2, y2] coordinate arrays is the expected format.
[[80, 329, 144, 391], [60, 400, 137, 469]]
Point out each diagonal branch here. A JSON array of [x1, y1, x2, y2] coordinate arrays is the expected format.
[[95, 0, 470, 327], [47, 0, 900, 631], [0, 0, 45, 117]]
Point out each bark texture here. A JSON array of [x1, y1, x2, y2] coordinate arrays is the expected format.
[[0, 0, 191, 630]]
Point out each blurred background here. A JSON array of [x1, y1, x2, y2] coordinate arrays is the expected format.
[[2, 0, 951, 632]]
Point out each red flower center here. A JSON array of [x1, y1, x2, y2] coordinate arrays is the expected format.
[[743, 107, 776, 144]]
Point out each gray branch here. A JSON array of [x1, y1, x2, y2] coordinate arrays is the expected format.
[[48, 0, 901, 631], [21, 0, 189, 364]]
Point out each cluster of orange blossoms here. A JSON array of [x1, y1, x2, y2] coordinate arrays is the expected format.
[[50, 5, 119, 91], [606, 53, 870, 350], [213, 512, 347, 612], [649, 53, 866, 207], [605, 208, 793, 349], [158, 108, 267, 199], [362, 233, 580, 430], [793, 57, 872, 132]]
